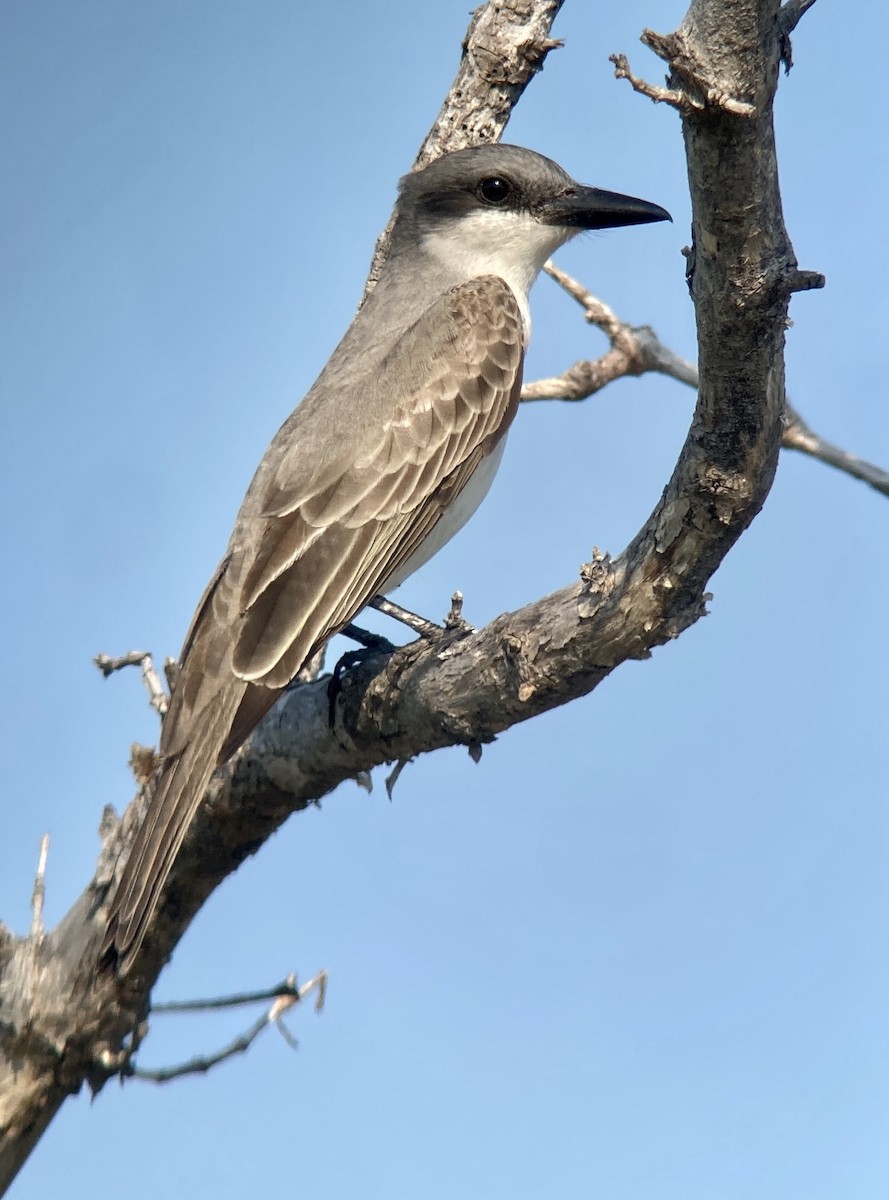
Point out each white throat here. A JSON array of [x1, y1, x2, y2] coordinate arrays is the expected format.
[[420, 209, 575, 344]]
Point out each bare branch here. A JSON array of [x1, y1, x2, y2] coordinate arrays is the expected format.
[[152, 976, 306, 1014], [609, 52, 696, 112], [639, 28, 758, 116], [522, 261, 698, 401], [132, 972, 327, 1084], [541, 261, 619, 330], [131, 1010, 272, 1084], [780, 0, 818, 32], [94, 651, 169, 717], [778, 0, 819, 70], [29, 836, 50, 945], [782, 404, 889, 498], [523, 263, 885, 496], [611, 47, 756, 117], [384, 759, 410, 799]]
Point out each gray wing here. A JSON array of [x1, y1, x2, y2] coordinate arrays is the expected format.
[[231, 274, 525, 687]]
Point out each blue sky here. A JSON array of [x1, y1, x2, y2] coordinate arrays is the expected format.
[[2, 2, 888, 1197]]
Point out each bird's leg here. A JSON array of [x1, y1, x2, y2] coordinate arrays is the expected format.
[[369, 595, 442, 639], [328, 595, 474, 727]]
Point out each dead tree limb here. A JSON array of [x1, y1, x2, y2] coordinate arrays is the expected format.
[[0, 0, 830, 1191]]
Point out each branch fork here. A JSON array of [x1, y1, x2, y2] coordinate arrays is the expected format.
[[130, 971, 328, 1084]]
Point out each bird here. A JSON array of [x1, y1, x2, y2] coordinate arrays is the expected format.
[[100, 143, 670, 973]]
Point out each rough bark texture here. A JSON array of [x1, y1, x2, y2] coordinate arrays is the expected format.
[[0, 0, 816, 1190]]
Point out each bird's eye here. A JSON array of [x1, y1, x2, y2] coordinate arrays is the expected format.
[[478, 177, 511, 204]]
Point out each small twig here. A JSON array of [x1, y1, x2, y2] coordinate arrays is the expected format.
[[94, 651, 169, 717], [782, 403, 889, 498], [444, 590, 471, 631], [524, 263, 889, 499], [151, 977, 305, 1014], [609, 52, 695, 113], [94, 650, 146, 676], [29, 835, 50, 944], [778, 0, 819, 71], [637, 32, 758, 117], [385, 759, 410, 799], [787, 268, 825, 293], [522, 261, 698, 402], [542, 261, 624, 336], [131, 1010, 271, 1083], [133, 971, 327, 1084], [779, 0, 818, 36]]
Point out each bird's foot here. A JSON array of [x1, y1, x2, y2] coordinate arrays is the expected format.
[[327, 628, 397, 728], [328, 595, 474, 727]]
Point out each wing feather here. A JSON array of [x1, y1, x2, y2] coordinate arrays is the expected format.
[[232, 275, 524, 685]]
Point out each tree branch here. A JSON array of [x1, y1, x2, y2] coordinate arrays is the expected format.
[[0, 0, 834, 1190], [29, 837, 50, 945], [131, 972, 327, 1084], [521, 260, 700, 400], [782, 403, 889, 497], [522, 263, 887, 496], [94, 651, 169, 718]]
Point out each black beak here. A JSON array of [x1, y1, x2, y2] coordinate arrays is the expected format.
[[540, 185, 671, 230]]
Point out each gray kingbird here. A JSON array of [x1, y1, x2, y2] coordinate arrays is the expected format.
[[101, 144, 669, 972]]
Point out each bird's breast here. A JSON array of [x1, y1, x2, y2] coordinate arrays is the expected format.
[[379, 436, 508, 593]]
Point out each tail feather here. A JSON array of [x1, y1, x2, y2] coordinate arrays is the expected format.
[[101, 680, 247, 973]]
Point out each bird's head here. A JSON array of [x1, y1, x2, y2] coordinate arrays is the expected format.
[[393, 144, 670, 293]]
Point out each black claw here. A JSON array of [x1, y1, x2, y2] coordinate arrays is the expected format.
[[327, 641, 396, 728]]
